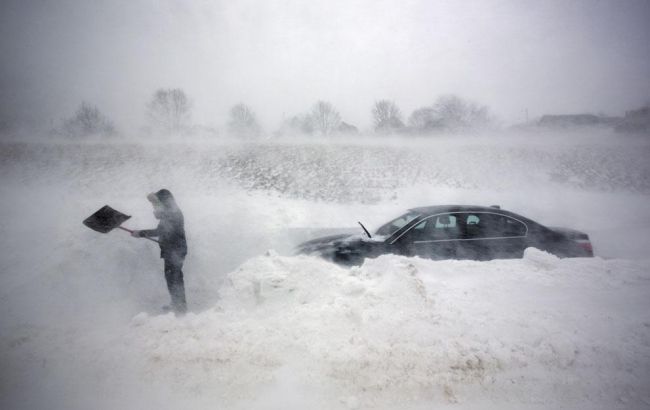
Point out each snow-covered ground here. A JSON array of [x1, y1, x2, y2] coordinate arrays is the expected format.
[[1, 133, 649, 409]]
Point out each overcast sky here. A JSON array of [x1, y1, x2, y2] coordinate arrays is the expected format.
[[1, 0, 649, 132]]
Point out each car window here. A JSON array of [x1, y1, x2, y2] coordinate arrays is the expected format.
[[463, 213, 527, 238], [375, 211, 420, 236], [411, 214, 460, 241]]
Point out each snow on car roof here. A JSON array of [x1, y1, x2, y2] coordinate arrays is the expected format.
[[408, 204, 509, 215]]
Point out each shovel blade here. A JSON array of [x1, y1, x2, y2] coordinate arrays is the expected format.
[[83, 205, 131, 233]]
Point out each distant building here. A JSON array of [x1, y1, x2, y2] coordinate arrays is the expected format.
[[538, 114, 620, 129], [615, 106, 650, 134], [338, 121, 359, 134]]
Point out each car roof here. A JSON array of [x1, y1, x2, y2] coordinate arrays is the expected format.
[[408, 205, 512, 215]]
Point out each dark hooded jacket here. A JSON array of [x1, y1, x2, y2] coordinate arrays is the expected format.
[[138, 189, 187, 260]]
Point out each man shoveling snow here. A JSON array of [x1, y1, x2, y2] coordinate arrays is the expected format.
[[131, 189, 188, 315]]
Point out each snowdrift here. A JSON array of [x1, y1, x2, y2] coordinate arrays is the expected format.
[[4, 250, 650, 409]]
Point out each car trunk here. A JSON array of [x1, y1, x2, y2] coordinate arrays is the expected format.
[[548, 226, 593, 256]]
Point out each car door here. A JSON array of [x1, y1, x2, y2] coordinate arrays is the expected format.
[[460, 212, 528, 260], [393, 213, 462, 260]]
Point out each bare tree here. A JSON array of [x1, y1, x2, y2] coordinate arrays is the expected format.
[[431, 95, 491, 131], [146, 88, 191, 135], [408, 107, 438, 133], [228, 104, 261, 138], [292, 114, 315, 134], [275, 113, 314, 137], [59, 102, 116, 138], [276, 101, 345, 137], [310, 101, 341, 135], [372, 100, 404, 133]]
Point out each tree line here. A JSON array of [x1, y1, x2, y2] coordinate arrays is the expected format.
[[53, 88, 495, 138]]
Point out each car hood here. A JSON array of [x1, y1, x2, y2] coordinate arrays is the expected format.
[[296, 233, 368, 255]]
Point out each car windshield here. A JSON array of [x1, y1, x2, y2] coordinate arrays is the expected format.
[[374, 211, 420, 237]]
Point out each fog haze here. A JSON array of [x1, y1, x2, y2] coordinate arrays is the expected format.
[[1, 0, 649, 132]]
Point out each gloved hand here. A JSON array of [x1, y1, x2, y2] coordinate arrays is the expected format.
[[131, 230, 141, 238]]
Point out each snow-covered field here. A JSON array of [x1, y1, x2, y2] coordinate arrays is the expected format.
[[1, 133, 649, 409]]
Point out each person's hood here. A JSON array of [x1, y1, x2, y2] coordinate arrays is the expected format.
[[148, 189, 176, 210], [146, 192, 161, 206]]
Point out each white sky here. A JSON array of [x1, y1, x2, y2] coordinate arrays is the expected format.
[[1, 0, 649, 131]]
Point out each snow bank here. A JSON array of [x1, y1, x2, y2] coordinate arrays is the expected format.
[[125, 252, 442, 408], [5, 250, 642, 409]]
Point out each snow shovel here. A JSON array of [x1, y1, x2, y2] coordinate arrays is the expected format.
[[83, 205, 159, 243]]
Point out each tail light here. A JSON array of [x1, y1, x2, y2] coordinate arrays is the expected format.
[[575, 240, 593, 256]]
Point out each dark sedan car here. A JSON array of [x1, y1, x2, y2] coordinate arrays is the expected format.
[[297, 205, 593, 265]]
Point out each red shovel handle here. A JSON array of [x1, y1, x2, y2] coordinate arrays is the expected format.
[[118, 226, 159, 243]]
